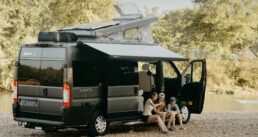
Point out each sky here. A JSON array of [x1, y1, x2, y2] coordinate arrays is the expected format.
[[119, 0, 194, 14]]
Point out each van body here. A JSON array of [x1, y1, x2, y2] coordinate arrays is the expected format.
[[13, 41, 206, 135]]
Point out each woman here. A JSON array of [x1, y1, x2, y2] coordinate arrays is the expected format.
[[142, 92, 169, 133], [155, 93, 176, 131]]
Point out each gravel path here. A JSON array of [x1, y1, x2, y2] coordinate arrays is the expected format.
[[0, 112, 258, 137]]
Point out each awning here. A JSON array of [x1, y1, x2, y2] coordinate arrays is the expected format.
[[84, 42, 188, 61]]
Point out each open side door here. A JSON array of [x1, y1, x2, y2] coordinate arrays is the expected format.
[[180, 59, 206, 114]]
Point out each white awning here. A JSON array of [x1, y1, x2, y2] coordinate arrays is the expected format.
[[84, 42, 187, 61]]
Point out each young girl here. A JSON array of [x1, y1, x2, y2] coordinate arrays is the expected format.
[[142, 92, 169, 133]]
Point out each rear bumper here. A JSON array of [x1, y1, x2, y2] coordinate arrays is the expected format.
[[14, 117, 64, 126], [13, 105, 90, 127]]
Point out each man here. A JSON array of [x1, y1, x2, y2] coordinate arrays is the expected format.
[[167, 97, 186, 130], [155, 93, 176, 131]]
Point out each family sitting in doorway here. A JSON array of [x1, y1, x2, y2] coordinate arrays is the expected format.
[[142, 92, 186, 133]]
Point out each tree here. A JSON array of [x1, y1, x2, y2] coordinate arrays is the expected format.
[[0, 0, 115, 90], [153, 0, 258, 90]]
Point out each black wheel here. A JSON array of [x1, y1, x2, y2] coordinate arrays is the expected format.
[[89, 111, 107, 136], [180, 105, 191, 124], [42, 126, 58, 133]]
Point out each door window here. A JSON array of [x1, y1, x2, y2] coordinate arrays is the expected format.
[[163, 62, 178, 79], [182, 61, 203, 85], [192, 62, 203, 82]]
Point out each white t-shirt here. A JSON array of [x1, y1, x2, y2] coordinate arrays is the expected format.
[[143, 98, 154, 116]]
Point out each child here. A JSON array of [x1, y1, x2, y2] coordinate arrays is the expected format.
[[167, 97, 186, 130]]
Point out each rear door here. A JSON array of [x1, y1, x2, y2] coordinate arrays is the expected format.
[[18, 47, 42, 115], [38, 48, 66, 115], [180, 59, 206, 113]]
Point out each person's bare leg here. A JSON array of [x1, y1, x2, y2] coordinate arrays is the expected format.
[[167, 111, 174, 129], [177, 113, 185, 130], [148, 115, 169, 132], [156, 111, 166, 123], [161, 112, 166, 123], [172, 112, 176, 128]]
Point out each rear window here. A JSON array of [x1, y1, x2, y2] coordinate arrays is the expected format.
[[18, 60, 41, 85], [40, 60, 64, 87], [18, 47, 66, 87]]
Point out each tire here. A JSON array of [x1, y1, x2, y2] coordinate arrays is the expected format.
[[180, 105, 191, 124], [88, 111, 108, 136]]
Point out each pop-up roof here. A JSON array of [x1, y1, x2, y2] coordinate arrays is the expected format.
[[58, 3, 157, 44], [83, 42, 187, 61]]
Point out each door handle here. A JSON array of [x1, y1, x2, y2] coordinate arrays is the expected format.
[[43, 88, 48, 96]]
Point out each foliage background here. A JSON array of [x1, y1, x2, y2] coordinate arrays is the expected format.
[[153, 0, 258, 94], [0, 0, 257, 94], [0, 0, 115, 90]]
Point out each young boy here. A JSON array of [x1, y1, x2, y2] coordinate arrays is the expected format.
[[167, 97, 186, 130]]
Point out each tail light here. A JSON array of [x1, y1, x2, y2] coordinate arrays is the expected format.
[[12, 80, 18, 104], [63, 82, 71, 107]]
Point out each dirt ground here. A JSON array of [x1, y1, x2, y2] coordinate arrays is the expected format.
[[0, 112, 258, 137]]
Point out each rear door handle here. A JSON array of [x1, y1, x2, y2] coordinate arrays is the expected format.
[[43, 88, 48, 96]]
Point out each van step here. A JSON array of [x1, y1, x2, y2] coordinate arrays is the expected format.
[[124, 120, 145, 125]]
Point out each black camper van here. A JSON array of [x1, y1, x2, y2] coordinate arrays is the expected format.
[[12, 4, 206, 136]]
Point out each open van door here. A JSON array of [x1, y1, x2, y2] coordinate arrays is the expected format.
[[180, 59, 206, 114]]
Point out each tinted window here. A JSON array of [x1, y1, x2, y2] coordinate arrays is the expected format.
[[18, 60, 40, 85], [20, 48, 42, 59], [163, 62, 178, 79], [108, 61, 138, 86], [40, 61, 64, 87], [73, 61, 105, 87]]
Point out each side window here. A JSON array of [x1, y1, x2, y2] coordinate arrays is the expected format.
[[183, 64, 192, 84], [182, 61, 203, 84], [108, 61, 138, 86], [163, 62, 178, 79], [72, 61, 102, 87], [123, 27, 142, 41], [192, 62, 202, 82]]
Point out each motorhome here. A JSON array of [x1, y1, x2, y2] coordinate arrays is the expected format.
[[13, 4, 206, 136]]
